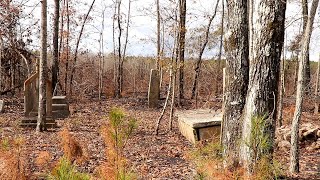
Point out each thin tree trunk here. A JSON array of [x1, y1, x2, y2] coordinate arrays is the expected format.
[[277, 43, 285, 127], [119, 0, 131, 95], [302, 0, 311, 93], [69, 0, 96, 95], [178, 0, 186, 104], [0, 37, 2, 92], [156, 0, 160, 70], [52, 0, 59, 95], [222, 0, 249, 169], [115, 0, 122, 98], [113, 1, 117, 97], [155, 68, 172, 135], [37, 0, 48, 133], [314, 54, 320, 114], [290, 0, 319, 173], [191, 0, 220, 99], [216, 0, 224, 95], [240, 0, 286, 172], [64, 0, 69, 95]]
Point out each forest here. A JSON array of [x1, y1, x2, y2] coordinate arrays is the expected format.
[[0, 0, 320, 179]]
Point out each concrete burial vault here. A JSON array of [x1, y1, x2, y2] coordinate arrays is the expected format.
[[176, 109, 222, 144]]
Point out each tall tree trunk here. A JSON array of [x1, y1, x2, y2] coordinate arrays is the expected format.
[[69, 0, 96, 95], [37, 0, 48, 132], [0, 37, 2, 92], [191, 0, 220, 100], [115, 0, 122, 98], [277, 43, 286, 127], [302, 0, 311, 93], [240, 0, 286, 172], [64, 0, 70, 95], [156, 0, 160, 70], [178, 0, 186, 104], [52, 0, 60, 95], [314, 54, 320, 114], [222, 0, 249, 168], [290, 0, 319, 173]]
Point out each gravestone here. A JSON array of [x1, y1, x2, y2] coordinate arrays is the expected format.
[[176, 109, 222, 144], [24, 72, 52, 117], [0, 100, 4, 113], [148, 69, 160, 108]]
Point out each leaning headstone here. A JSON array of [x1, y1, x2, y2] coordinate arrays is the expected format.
[[148, 69, 160, 108], [0, 100, 4, 113]]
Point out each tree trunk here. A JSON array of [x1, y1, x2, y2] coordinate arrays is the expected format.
[[69, 0, 96, 95], [222, 0, 249, 168], [52, 0, 59, 95], [240, 0, 286, 172], [314, 54, 320, 114], [0, 37, 2, 92], [277, 44, 286, 127], [156, 0, 160, 70], [115, 0, 122, 98], [290, 0, 319, 173], [37, 0, 48, 132], [178, 0, 186, 104], [302, 0, 311, 93], [191, 0, 220, 100], [64, 0, 70, 95]]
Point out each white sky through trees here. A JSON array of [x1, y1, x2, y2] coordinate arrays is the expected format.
[[15, 0, 320, 60]]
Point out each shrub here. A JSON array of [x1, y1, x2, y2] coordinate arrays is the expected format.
[[97, 108, 137, 180], [0, 137, 26, 180], [48, 157, 90, 180], [59, 128, 86, 164]]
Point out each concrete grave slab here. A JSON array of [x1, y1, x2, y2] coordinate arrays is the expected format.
[[176, 109, 222, 144]]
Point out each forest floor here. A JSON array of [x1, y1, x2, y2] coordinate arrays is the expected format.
[[0, 95, 319, 179]]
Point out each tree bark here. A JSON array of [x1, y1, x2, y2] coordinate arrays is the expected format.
[[302, 0, 311, 93], [37, 0, 48, 132], [222, 0, 249, 168], [178, 0, 186, 104], [314, 54, 320, 114], [115, 0, 122, 98], [64, 0, 70, 95], [240, 0, 286, 171], [156, 0, 161, 70], [290, 0, 319, 173], [52, 0, 60, 95], [277, 44, 286, 127]]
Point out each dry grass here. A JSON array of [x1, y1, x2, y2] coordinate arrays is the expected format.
[[59, 128, 86, 164], [0, 137, 26, 180], [35, 151, 52, 168]]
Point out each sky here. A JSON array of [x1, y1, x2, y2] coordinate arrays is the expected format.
[[15, 0, 320, 61]]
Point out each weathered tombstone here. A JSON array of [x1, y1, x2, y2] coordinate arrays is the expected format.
[[0, 100, 4, 113], [24, 72, 52, 117], [148, 69, 160, 108]]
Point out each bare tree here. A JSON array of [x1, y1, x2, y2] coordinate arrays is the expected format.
[[37, 0, 48, 132], [222, 0, 249, 168], [114, 0, 131, 98], [191, 0, 220, 100], [290, 0, 319, 173], [69, 0, 96, 95]]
